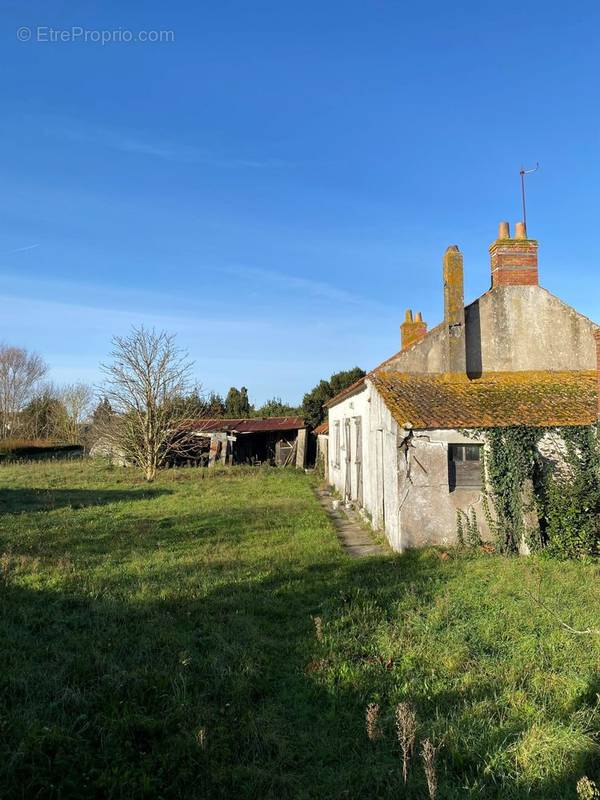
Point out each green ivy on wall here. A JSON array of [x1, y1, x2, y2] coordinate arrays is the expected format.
[[466, 424, 600, 558], [541, 425, 600, 559], [481, 426, 543, 553]]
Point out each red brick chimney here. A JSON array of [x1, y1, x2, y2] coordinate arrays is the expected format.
[[401, 309, 427, 350], [595, 329, 600, 420], [489, 221, 538, 287]]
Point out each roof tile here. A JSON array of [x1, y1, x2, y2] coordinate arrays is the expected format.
[[370, 370, 598, 429]]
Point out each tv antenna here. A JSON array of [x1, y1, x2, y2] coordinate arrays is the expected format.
[[519, 162, 539, 233]]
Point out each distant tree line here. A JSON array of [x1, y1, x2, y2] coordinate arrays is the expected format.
[[199, 387, 300, 419], [0, 333, 365, 480], [185, 370, 366, 425], [0, 344, 95, 445]]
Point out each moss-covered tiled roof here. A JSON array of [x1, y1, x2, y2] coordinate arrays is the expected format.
[[324, 376, 366, 408], [370, 370, 598, 429]]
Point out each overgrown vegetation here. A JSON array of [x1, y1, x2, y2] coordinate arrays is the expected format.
[[471, 424, 600, 558], [483, 426, 542, 553], [542, 426, 600, 558], [0, 461, 599, 798]]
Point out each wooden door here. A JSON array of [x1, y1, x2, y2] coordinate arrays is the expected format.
[[355, 417, 363, 506], [376, 429, 385, 527], [344, 419, 351, 500]]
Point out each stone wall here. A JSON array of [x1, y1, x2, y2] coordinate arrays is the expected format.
[[381, 285, 597, 376], [465, 286, 597, 374]]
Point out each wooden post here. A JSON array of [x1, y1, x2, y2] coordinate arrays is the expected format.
[[319, 435, 328, 481], [295, 428, 307, 469], [208, 433, 219, 467], [219, 433, 228, 465]]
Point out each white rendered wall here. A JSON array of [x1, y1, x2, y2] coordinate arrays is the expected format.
[[327, 381, 401, 549], [397, 428, 491, 548], [328, 385, 495, 550]]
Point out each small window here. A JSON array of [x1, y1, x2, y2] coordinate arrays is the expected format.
[[448, 444, 482, 490], [334, 421, 341, 468]]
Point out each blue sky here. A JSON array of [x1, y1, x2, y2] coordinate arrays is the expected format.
[[2, 1, 599, 405]]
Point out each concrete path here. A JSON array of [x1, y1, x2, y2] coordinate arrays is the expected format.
[[315, 487, 386, 558]]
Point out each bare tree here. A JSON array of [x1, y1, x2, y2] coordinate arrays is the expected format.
[[60, 383, 94, 443], [0, 345, 48, 439], [100, 326, 200, 481]]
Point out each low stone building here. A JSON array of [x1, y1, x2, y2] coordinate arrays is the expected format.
[[326, 221, 600, 551], [89, 439, 131, 466]]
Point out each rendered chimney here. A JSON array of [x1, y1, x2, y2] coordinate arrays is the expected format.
[[595, 329, 600, 420], [443, 245, 466, 372], [489, 221, 538, 287], [401, 308, 427, 350]]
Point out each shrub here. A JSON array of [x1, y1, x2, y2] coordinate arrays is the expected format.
[[542, 428, 600, 559]]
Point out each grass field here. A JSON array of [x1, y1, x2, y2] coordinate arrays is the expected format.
[[0, 461, 599, 799]]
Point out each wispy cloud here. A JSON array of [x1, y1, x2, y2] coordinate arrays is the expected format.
[[36, 117, 288, 169], [220, 263, 389, 309], [9, 243, 40, 253], [0, 271, 394, 403], [0, 290, 386, 401], [0, 291, 283, 366]]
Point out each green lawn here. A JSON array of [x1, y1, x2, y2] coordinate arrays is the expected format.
[[0, 461, 599, 799]]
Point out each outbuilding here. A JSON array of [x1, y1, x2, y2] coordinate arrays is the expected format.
[[184, 416, 307, 468]]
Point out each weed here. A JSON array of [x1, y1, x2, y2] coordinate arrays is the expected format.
[[312, 614, 323, 642], [365, 703, 382, 742], [395, 701, 417, 784], [577, 776, 600, 799], [196, 727, 207, 750], [421, 738, 438, 800]]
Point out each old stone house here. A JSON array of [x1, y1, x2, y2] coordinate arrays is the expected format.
[[327, 222, 600, 551]]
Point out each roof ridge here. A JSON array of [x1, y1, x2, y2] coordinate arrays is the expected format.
[[324, 375, 368, 408], [372, 368, 597, 380]]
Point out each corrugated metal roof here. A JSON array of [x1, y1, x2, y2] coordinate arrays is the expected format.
[[371, 370, 598, 429], [185, 417, 305, 434], [313, 421, 329, 435]]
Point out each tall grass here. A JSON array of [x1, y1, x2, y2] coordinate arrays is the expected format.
[[0, 460, 598, 798]]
